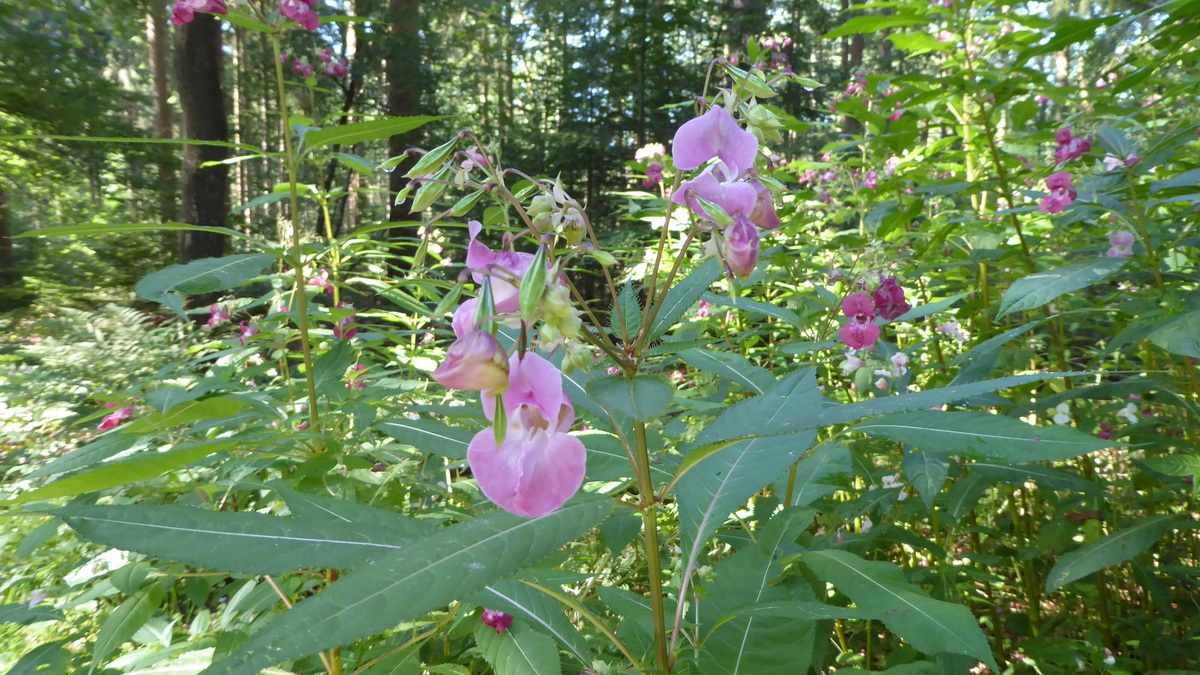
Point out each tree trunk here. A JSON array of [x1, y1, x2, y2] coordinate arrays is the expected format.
[[387, 0, 422, 225], [147, 0, 176, 223], [176, 12, 229, 261], [0, 189, 15, 288]]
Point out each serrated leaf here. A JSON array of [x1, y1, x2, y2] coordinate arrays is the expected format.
[[1046, 516, 1184, 592], [997, 258, 1125, 318], [135, 254, 276, 314], [204, 498, 612, 674], [124, 396, 251, 434], [584, 375, 673, 421], [611, 282, 642, 342], [856, 411, 1110, 462], [680, 349, 774, 394], [649, 258, 722, 340], [304, 116, 441, 149], [785, 443, 850, 507], [799, 550, 997, 670]]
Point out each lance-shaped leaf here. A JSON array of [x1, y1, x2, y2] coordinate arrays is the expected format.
[[0, 604, 63, 625], [123, 396, 251, 434], [135, 254, 276, 314], [377, 418, 476, 460], [648, 257, 722, 340], [92, 585, 164, 672], [304, 115, 442, 148], [784, 443, 850, 507], [476, 581, 591, 666], [204, 498, 612, 674], [902, 448, 948, 510], [969, 462, 1102, 496], [680, 348, 774, 394], [474, 622, 562, 675], [1148, 310, 1200, 358], [1045, 515, 1185, 592], [997, 258, 1125, 319], [799, 550, 997, 670], [55, 502, 427, 575], [856, 411, 1110, 463]]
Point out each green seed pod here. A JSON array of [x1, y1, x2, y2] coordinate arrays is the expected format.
[[518, 246, 549, 321]]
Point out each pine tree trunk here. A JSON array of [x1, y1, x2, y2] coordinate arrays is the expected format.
[[387, 0, 422, 225], [176, 12, 229, 261], [146, 0, 177, 223]]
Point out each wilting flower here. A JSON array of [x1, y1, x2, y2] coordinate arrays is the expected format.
[[724, 218, 760, 278], [842, 292, 876, 320], [434, 330, 508, 393], [238, 321, 258, 345], [1107, 230, 1135, 258], [481, 609, 514, 634], [98, 406, 134, 432], [872, 277, 911, 320], [469, 353, 586, 518], [207, 304, 230, 329], [671, 105, 758, 176], [171, 0, 227, 25], [875, 377, 889, 391], [839, 318, 880, 350], [279, 0, 319, 31]]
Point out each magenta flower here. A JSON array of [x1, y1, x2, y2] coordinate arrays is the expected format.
[[171, 0, 227, 26], [433, 330, 509, 393], [470, 353, 586, 518], [1036, 94, 1051, 106], [292, 59, 314, 78], [319, 48, 333, 64], [841, 291, 875, 320], [872, 277, 911, 320], [207, 303, 230, 329], [839, 318, 880, 350], [749, 180, 779, 230], [1040, 172, 1077, 214], [645, 162, 664, 185], [670, 166, 757, 223], [696, 299, 711, 318], [333, 303, 358, 340], [238, 321, 258, 345], [97, 406, 134, 432], [307, 269, 334, 295], [671, 105, 758, 176], [346, 363, 367, 391], [863, 170, 878, 189], [481, 609, 514, 634], [1055, 127, 1074, 145], [1107, 230, 1135, 258], [324, 58, 349, 79], [724, 218, 760, 279], [1054, 127, 1092, 164], [279, 0, 320, 31]]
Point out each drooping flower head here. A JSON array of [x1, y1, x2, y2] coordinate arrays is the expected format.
[[872, 277, 911, 320], [171, 0, 227, 26], [98, 406, 134, 432], [481, 609, 514, 634], [749, 180, 780, 230], [1039, 171, 1077, 214], [279, 0, 320, 31], [671, 105, 758, 176], [470, 352, 586, 518], [724, 218, 760, 279]]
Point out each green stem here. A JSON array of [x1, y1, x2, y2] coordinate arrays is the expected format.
[[271, 36, 321, 433], [634, 422, 670, 672], [320, 198, 341, 307]]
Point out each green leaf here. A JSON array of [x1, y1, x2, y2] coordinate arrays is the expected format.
[[0, 604, 63, 625], [649, 258, 722, 340], [969, 462, 1102, 495], [892, 293, 968, 322], [611, 282, 642, 342], [405, 138, 458, 179], [799, 550, 997, 670], [939, 472, 991, 523], [204, 498, 612, 674], [585, 375, 673, 421], [1149, 167, 1200, 193], [1045, 516, 1184, 592], [313, 341, 356, 399], [334, 152, 375, 174], [377, 418, 475, 460], [233, 191, 290, 212], [92, 585, 164, 672], [1147, 310, 1200, 358], [8, 641, 70, 675], [9, 437, 252, 505], [950, 319, 1044, 385], [477, 581, 591, 665], [997, 258, 1125, 319], [29, 433, 141, 479], [693, 368, 825, 446], [57, 501, 426, 575], [123, 396, 251, 434], [474, 622, 562, 675], [902, 448, 948, 510], [135, 254, 276, 314], [702, 293, 800, 326], [856, 411, 1110, 462], [826, 14, 927, 39], [304, 116, 442, 149], [14, 222, 247, 240], [888, 32, 951, 54], [785, 443, 851, 507], [680, 349, 774, 394]]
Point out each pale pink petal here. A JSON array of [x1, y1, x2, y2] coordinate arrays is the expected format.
[[671, 106, 723, 170], [468, 426, 586, 518]]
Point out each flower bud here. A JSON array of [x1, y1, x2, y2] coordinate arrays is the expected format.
[[724, 218, 760, 279], [433, 330, 509, 393]]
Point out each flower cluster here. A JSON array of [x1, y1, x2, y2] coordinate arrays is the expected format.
[[1054, 127, 1092, 164], [171, 0, 226, 25], [836, 277, 910, 350], [670, 104, 778, 278], [759, 35, 794, 73], [207, 303, 230, 329], [433, 222, 588, 518], [1039, 171, 1076, 214], [279, 0, 319, 31], [318, 48, 349, 79]]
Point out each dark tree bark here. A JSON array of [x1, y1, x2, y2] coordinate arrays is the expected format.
[[387, 0, 423, 225], [176, 12, 229, 261], [146, 0, 177, 223], [0, 190, 14, 286]]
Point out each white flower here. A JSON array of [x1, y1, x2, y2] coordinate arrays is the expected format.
[[882, 473, 902, 489], [937, 320, 969, 342], [860, 516, 873, 534], [897, 488, 909, 501], [840, 354, 864, 375], [1118, 402, 1139, 425], [634, 142, 665, 162], [1053, 402, 1072, 426], [889, 352, 909, 377]]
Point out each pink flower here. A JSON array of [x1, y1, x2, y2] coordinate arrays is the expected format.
[[333, 303, 358, 340], [279, 0, 320, 31], [171, 0, 227, 26], [1098, 422, 1114, 440], [671, 105, 758, 176], [1124, 153, 1141, 168], [481, 609, 514, 634], [696, 299, 711, 318], [346, 363, 367, 391], [1107, 230, 1135, 258], [1054, 128, 1092, 164], [97, 406, 134, 432], [749, 180, 779, 230], [644, 162, 664, 185], [308, 269, 334, 294], [1103, 154, 1124, 172], [292, 59, 314, 78], [884, 156, 900, 177], [1039, 171, 1077, 214], [670, 165, 757, 223], [839, 318, 880, 350], [724, 218, 760, 278], [319, 48, 333, 64], [324, 58, 349, 79], [465, 221, 543, 315], [433, 330, 509, 393], [1055, 127, 1074, 145], [863, 170, 878, 189], [1036, 94, 1051, 106], [238, 321, 258, 345], [470, 353, 586, 518], [888, 101, 904, 121], [872, 277, 910, 320], [841, 291, 875, 320], [207, 304, 230, 329]]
